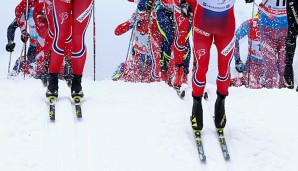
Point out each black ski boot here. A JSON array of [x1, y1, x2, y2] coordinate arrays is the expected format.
[[284, 64, 294, 89], [191, 96, 203, 134], [71, 74, 84, 98], [214, 93, 227, 129], [46, 73, 59, 98]]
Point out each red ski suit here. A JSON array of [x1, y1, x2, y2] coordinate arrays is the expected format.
[[15, 0, 48, 76], [186, 0, 235, 97], [47, 0, 93, 75], [172, 0, 191, 66]]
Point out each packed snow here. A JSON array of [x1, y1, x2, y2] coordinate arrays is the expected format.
[[0, 0, 298, 171]]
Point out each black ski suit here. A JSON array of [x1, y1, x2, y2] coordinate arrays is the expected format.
[[284, 0, 298, 88]]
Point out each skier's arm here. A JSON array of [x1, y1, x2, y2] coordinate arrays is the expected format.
[[115, 21, 133, 36], [5, 19, 18, 52], [114, 13, 136, 36], [128, 0, 140, 3], [234, 20, 250, 61], [15, 0, 26, 30], [7, 18, 19, 43]]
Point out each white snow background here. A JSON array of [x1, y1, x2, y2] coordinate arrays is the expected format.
[[0, 0, 298, 171]]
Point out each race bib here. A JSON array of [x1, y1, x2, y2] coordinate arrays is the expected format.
[[197, 0, 235, 12]]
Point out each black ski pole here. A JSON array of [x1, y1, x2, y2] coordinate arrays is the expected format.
[[7, 52, 13, 78], [23, 0, 29, 79], [93, 0, 96, 81]]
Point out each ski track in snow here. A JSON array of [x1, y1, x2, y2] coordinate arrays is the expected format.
[[1, 76, 298, 171]]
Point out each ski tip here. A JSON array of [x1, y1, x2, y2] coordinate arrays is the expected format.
[[200, 155, 207, 162], [180, 90, 186, 99], [225, 154, 231, 160], [203, 92, 208, 100]]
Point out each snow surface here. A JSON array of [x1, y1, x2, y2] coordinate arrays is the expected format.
[[0, 76, 298, 171], [0, 1, 298, 171]]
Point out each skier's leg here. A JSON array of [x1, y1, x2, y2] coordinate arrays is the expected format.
[[182, 40, 191, 84], [277, 28, 288, 88], [214, 32, 234, 96], [23, 44, 37, 76], [191, 27, 213, 131], [192, 28, 213, 97], [213, 30, 234, 129], [284, 0, 298, 89], [245, 59, 258, 89], [70, 0, 93, 97], [172, 9, 190, 88], [149, 12, 162, 81], [156, 7, 174, 80], [260, 26, 278, 89], [47, 0, 71, 97]]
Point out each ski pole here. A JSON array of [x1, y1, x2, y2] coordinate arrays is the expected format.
[[93, 0, 96, 81], [23, 0, 29, 79], [126, 8, 139, 63], [247, 2, 255, 88], [127, 9, 139, 82], [17, 44, 26, 75], [7, 52, 13, 78]]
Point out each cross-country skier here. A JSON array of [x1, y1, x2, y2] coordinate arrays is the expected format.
[[257, 0, 288, 88], [233, 11, 264, 89], [172, 0, 192, 91], [45, 0, 93, 99], [43, 0, 73, 87], [7, 0, 48, 77], [115, 0, 153, 82], [5, 18, 29, 76], [181, 0, 253, 136], [146, 0, 175, 84], [284, 0, 298, 89]]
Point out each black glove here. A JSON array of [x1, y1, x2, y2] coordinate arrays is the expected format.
[[21, 30, 29, 43], [146, 0, 154, 12], [245, 0, 254, 3], [235, 59, 244, 73], [180, 2, 192, 18], [5, 41, 15, 52]]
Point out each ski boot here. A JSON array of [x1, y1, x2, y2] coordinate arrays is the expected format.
[[71, 74, 84, 98], [173, 65, 183, 87], [46, 73, 58, 120], [46, 73, 59, 99], [284, 64, 294, 89], [214, 92, 227, 129], [191, 96, 206, 161], [191, 96, 203, 131], [71, 74, 83, 118]]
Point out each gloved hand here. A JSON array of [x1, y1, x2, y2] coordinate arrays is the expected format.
[[245, 0, 254, 3], [146, 0, 154, 12], [180, 1, 192, 18], [21, 30, 29, 43], [235, 59, 244, 73], [5, 41, 16, 52]]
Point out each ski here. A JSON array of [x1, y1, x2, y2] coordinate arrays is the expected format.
[[48, 96, 56, 120], [192, 130, 206, 162], [174, 87, 185, 99], [203, 92, 208, 100], [73, 96, 82, 118], [216, 128, 230, 160]]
